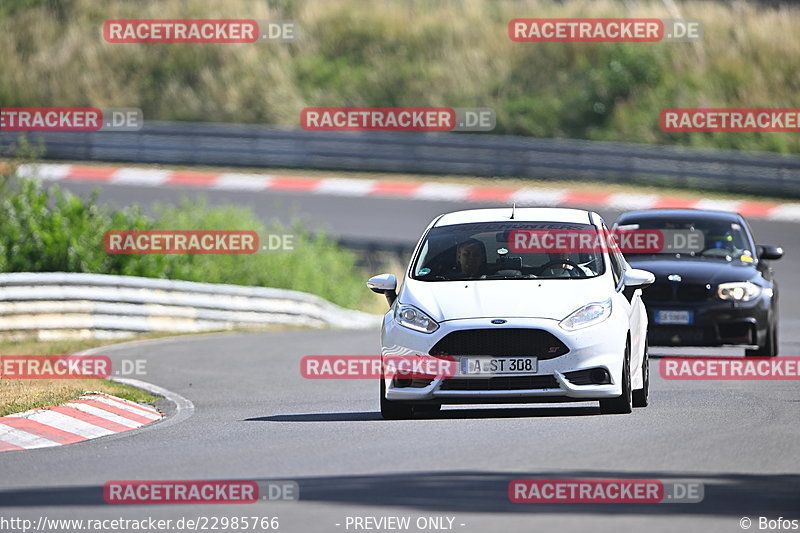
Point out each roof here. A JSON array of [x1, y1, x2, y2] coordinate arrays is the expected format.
[[434, 207, 596, 227], [616, 208, 743, 223]]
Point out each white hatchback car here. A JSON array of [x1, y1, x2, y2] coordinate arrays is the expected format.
[[368, 207, 654, 419]]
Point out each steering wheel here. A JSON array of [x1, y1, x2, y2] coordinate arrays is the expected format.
[[536, 259, 588, 278]]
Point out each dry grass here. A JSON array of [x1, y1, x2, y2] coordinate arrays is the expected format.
[[0, 376, 158, 417], [1, 0, 799, 152], [0, 326, 356, 416], [0, 333, 207, 416], [0, 336, 172, 416]]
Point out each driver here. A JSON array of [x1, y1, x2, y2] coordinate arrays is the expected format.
[[540, 251, 592, 278], [455, 238, 487, 278]]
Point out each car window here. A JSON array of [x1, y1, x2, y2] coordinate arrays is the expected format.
[[617, 217, 755, 263], [411, 222, 606, 281], [604, 223, 624, 286]]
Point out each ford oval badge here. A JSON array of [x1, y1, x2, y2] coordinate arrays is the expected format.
[[491, 319, 507, 325]]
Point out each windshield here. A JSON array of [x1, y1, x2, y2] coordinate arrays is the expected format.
[[411, 222, 606, 281], [618, 218, 755, 262]]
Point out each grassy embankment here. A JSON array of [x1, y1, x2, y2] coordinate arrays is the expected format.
[[1, 0, 799, 153]]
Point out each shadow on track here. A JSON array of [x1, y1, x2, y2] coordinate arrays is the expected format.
[[1, 470, 797, 517], [245, 405, 601, 422]]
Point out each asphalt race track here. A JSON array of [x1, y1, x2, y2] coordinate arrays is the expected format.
[[1, 179, 798, 532]]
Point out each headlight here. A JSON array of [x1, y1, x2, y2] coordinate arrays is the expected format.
[[718, 282, 761, 302], [559, 298, 612, 331], [394, 304, 439, 333]]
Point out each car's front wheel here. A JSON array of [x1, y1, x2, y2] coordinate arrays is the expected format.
[[600, 341, 633, 415], [380, 379, 415, 420], [745, 321, 778, 357], [632, 337, 649, 408]]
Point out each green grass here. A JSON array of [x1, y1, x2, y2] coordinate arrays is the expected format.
[[1, 0, 799, 153]]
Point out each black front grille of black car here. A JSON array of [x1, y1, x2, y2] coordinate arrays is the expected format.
[[439, 375, 559, 391], [644, 283, 672, 301], [643, 282, 712, 303], [678, 284, 712, 301], [429, 329, 568, 359]]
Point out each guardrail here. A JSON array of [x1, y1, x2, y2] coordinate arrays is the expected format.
[[0, 272, 381, 340], [2, 121, 799, 197]]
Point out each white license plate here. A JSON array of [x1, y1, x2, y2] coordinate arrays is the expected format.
[[656, 310, 693, 325], [460, 357, 538, 375]]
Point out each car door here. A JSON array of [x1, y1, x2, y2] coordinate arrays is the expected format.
[[605, 224, 645, 368]]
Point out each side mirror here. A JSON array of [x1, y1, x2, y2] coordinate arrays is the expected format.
[[367, 273, 398, 306], [623, 268, 655, 289], [758, 244, 783, 261]]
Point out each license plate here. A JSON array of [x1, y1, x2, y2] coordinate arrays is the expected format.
[[460, 357, 537, 375], [655, 310, 693, 325]]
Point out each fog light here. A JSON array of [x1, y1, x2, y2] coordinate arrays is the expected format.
[[590, 368, 610, 384]]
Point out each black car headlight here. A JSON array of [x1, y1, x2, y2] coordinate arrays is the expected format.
[[717, 281, 761, 302]]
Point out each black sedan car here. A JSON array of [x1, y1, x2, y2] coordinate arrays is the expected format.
[[614, 209, 783, 356]]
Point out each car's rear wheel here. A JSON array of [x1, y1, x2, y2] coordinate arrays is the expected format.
[[632, 337, 649, 408], [746, 321, 777, 357], [600, 341, 633, 415], [380, 379, 415, 419]]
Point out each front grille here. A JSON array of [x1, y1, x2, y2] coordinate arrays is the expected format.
[[429, 329, 568, 359], [678, 284, 712, 302], [643, 282, 712, 303], [644, 283, 672, 301], [439, 375, 559, 391]]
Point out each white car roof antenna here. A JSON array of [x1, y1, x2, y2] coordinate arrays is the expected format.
[[510, 202, 516, 220]]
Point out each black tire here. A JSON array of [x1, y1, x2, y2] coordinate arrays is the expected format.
[[745, 322, 778, 357], [380, 379, 414, 419], [632, 337, 649, 408], [600, 341, 633, 415]]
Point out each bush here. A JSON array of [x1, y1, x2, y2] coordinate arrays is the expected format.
[[0, 178, 369, 310]]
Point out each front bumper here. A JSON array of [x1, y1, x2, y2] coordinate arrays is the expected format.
[[381, 315, 626, 403], [646, 295, 771, 347]]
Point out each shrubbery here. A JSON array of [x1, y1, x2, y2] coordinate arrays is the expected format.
[[0, 176, 369, 310]]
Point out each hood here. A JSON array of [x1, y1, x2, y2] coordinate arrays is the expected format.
[[400, 277, 613, 322], [626, 256, 757, 284]]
